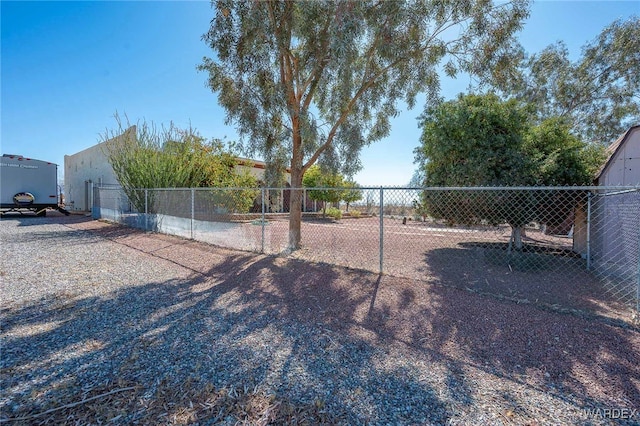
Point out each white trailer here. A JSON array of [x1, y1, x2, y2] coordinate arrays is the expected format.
[[0, 154, 69, 216]]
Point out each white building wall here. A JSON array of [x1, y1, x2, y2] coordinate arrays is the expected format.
[[64, 126, 135, 211]]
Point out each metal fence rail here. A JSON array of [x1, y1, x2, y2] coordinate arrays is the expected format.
[[93, 185, 640, 321]]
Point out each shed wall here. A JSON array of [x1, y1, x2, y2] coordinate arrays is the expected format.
[[599, 128, 640, 186]]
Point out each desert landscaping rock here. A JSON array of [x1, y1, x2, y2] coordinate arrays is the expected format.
[[1, 212, 639, 425]]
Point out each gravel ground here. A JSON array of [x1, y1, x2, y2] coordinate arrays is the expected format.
[[1, 212, 639, 425]]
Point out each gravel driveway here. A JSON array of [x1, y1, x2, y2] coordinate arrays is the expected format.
[[1, 213, 639, 425]]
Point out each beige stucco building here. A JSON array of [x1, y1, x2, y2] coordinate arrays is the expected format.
[[64, 126, 136, 211], [64, 128, 296, 212]]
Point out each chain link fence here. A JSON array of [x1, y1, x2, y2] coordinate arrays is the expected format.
[[94, 185, 639, 322]]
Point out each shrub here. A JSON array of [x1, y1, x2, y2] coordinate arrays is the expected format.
[[102, 114, 258, 213], [349, 210, 361, 218], [325, 207, 342, 220]]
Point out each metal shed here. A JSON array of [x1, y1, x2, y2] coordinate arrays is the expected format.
[[595, 125, 640, 186], [572, 126, 640, 311]]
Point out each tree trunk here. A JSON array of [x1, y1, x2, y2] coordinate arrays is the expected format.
[[509, 225, 524, 253], [288, 164, 303, 251], [288, 105, 304, 251]]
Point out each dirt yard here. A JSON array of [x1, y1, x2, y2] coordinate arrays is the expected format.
[[1, 213, 639, 424], [191, 215, 636, 326]]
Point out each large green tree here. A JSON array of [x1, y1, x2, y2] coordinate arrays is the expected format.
[[415, 93, 604, 250], [416, 94, 533, 188], [484, 16, 640, 144], [523, 117, 605, 186], [200, 0, 530, 250]]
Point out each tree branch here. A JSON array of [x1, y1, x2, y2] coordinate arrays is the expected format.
[[300, 16, 333, 112], [302, 8, 475, 173]]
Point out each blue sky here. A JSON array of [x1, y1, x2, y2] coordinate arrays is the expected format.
[[1, 1, 638, 186]]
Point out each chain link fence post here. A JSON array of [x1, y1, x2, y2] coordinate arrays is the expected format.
[[144, 189, 148, 231], [379, 186, 384, 274], [586, 192, 592, 270], [191, 188, 195, 240], [91, 186, 98, 219], [637, 226, 640, 315], [280, 188, 284, 213], [116, 189, 121, 222], [261, 187, 266, 254]]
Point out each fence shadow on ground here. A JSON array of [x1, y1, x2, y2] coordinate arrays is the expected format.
[[2, 222, 639, 424]]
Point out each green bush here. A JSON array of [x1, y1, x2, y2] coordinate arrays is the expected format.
[[102, 114, 258, 213], [325, 207, 342, 220], [348, 210, 361, 218]]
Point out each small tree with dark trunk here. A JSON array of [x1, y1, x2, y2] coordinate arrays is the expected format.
[[302, 165, 344, 217], [341, 180, 362, 213]]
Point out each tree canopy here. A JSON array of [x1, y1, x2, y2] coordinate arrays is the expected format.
[[483, 16, 640, 144], [416, 94, 533, 187], [523, 117, 605, 186], [414, 93, 605, 250], [200, 0, 530, 249], [416, 94, 604, 188]]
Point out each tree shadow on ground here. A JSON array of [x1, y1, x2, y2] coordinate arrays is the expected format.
[[382, 246, 640, 418], [1, 228, 450, 424], [1, 221, 639, 424], [420, 244, 635, 324]]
